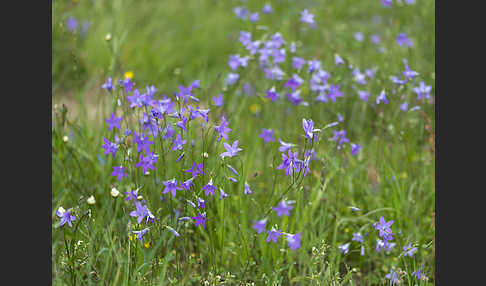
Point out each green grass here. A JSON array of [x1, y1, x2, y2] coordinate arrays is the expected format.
[[52, 0, 434, 285]]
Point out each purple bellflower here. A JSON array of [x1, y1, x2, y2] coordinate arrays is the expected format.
[[220, 140, 243, 158]]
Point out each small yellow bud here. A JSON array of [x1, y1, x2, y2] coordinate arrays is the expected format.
[[124, 71, 134, 79], [105, 33, 112, 41]]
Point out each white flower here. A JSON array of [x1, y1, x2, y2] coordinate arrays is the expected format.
[[57, 206, 66, 216], [110, 187, 120, 198], [87, 195, 96, 205]]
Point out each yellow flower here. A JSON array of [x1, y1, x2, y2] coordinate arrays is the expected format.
[[129, 234, 135, 241], [250, 103, 261, 114], [344, 228, 350, 233], [144, 242, 150, 248], [124, 71, 134, 79]]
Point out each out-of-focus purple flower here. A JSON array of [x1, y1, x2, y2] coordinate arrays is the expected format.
[[352, 233, 364, 243], [266, 228, 283, 243], [57, 208, 76, 227], [106, 113, 122, 131], [354, 32, 364, 42], [202, 179, 217, 196], [192, 213, 208, 229], [226, 73, 239, 85], [250, 12, 259, 22], [243, 83, 255, 96], [304, 149, 317, 161], [371, 34, 381, 44], [66, 17, 78, 31], [264, 65, 285, 80], [397, 33, 413, 47], [358, 91, 370, 102], [234, 6, 249, 20], [259, 128, 275, 143], [287, 90, 303, 105], [262, 4, 273, 14], [328, 84, 343, 102], [365, 68, 376, 79], [132, 228, 149, 241], [215, 115, 232, 142], [125, 189, 139, 202], [265, 87, 280, 101], [285, 74, 304, 91], [135, 152, 158, 174], [349, 206, 361, 212], [185, 161, 204, 178], [271, 32, 285, 48], [126, 89, 144, 108], [381, 0, 393, 7], [111, 165, 128, 181], [287, 232, 302, 250], [351, 143, 361, 156], [213, 93, 224, 106], [391, 76, 408, 85], [292, 57, 306, 70], [220, 140, 243, 159], [278, 139, 294, 153], [244, 182, 252, 195], [239, 31, 252, 46], [361, 246, 365, 256], [228, 54, 249, 71], [219, 189, 229, 200], [101, 77, 114, 91], [289, 42, 297, 53], [403, 243, 418, 257], [385, 269, 399, 285], [352, 68, 367, 85], [338, 243, 350, 254], [413, 81, 432, 100], [102, 138, 118, 158], [252, 218, 267, 233], [122, 78, 134, 94], [331, 130, 350, 148], [402, 60, 419, 80], [272, 200, 294, 217], [272, 48, 286, 64], [307, 59, 321, 73], [412, 267, 427, 281], [376, 90, 388, 104], [301, 9, 315, 24], [335, 54, 344, 65], [400, 102, 409, 111]]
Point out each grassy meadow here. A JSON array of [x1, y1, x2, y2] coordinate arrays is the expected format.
[[52, 0, 435, 285]]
